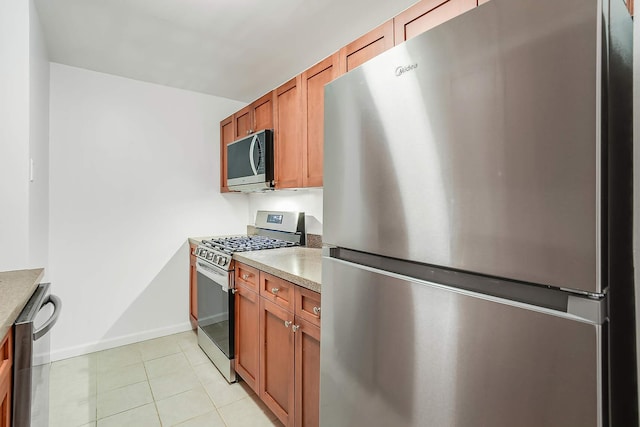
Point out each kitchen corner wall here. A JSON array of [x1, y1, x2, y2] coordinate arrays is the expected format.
[[49, 64, 248, 360], [28, 0, 50, 276]]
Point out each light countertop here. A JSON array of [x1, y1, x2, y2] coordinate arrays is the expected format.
[[233, 247, 322, 293], [0, 268, 44, 340]]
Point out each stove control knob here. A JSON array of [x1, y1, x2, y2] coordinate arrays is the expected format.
[[219, 257, 228, 266], [213, 254, 220, 263]]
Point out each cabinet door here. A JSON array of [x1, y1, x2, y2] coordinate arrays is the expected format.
[[235, 284, 260, 394], [274, 76, 303, 189], [252, 91, 275, 133], [220, 114, 235, 193], [260, 298, 295, 426], [302, 53, 340, 188], [234, 105, 252, 139], [394, 0, 476, 44], [189, 244, 198, 330], [294, 318, 320, 427], [0, 374, 10, 427], [0, 330, 12, 427], [339, 20, 394, 73]]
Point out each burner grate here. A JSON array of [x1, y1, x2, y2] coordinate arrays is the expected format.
[[203, 235, 297, 253]]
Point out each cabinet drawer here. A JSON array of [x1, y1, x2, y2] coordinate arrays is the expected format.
[[295, 287, 321, 328], [260, 273, 294, 312], [0, 329, 12, 384], [236, 263, 260, 292]]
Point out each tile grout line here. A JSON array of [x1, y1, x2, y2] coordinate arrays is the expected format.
[[139, 342, 164, 427]]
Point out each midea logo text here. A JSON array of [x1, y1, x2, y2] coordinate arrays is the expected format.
[[395, 64, 418, 76]]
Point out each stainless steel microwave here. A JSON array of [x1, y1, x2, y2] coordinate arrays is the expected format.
[[227, 129, 274, 192]]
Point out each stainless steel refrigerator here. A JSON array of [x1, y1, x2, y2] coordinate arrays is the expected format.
[[320, 0, 635, 425]]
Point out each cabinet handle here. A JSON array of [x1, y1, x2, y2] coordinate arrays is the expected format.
[[284, 320, 292, 328], [292, 325, 300, 332], [271, 287, 279, 295], [313, 306, 321, 316], [246, 130, 250, 135], [242, 274, 249, 280], [231, 289, 237, 294]]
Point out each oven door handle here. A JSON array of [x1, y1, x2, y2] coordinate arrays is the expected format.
[[33, 294, 62, 341], [197, 260, 230, 292]]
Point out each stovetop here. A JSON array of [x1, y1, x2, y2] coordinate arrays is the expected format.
[[195, 210, 305, 271], [205, 235, 297, 253], [196, 235, 299, 270]]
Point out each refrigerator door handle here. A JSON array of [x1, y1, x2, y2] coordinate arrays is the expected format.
[[567, 294, 607, 323]]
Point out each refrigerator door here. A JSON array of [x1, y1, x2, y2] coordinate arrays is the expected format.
[[320, 257, 603, 427], [323, 0, 604, 293]]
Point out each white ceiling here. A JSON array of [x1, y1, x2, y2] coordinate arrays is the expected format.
[[34, 0, 418, 102]]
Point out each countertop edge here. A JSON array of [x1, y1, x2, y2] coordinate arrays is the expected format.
[[233, 252, 322, 294], [0, 268, 44, 341]]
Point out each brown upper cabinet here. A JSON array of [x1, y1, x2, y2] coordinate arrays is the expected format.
[[301, 53, 341, 188], [220, 0, 479, 192], [394, 0, 476, 44], [273, 76, 303, 189], [339, 20, 394, 73], [220, 114, 234, 193], [234, 91, 275, 138]]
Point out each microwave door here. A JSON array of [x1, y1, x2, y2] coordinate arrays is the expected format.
[[227, 134, 265, 187], [226, 129, 273, 191]]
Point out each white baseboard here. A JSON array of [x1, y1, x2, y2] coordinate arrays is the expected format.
[[50, 322, 193, 362]]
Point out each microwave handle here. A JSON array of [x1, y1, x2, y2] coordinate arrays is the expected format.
[[249, 134, 259, 175]]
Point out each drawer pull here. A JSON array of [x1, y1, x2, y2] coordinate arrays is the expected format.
[[242, 274, 249, 280], [284, 320, 292, 328], [271, 287, 279, 295], [292, 325, 300, 332], [313, 306, 321, 316]]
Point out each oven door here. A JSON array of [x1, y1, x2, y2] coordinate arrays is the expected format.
[[196, 260, 235, 380]]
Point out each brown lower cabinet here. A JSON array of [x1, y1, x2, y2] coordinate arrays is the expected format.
[[0, 329, 13, 427], [234, 281, 260, 393], [189, 243, 198, 329], [294, 317, 320, 427], [260, 298, 296, 425], [234, 262, 320, 427]]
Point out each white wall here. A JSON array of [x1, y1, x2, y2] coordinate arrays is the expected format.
[[0, 0, 30, 270], [0, 0, 50, 273], [248, 189, 323, 234], [49, 64, 248, 360], [28, 0, 50, 276]]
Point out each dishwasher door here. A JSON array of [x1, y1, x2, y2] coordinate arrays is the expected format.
[[13, 283, 62, 427]]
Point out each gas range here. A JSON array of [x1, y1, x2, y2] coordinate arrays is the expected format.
[[195, 210, 305, 271]]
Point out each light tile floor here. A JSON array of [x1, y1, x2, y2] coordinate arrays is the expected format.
[[49, 330, 284, 427]]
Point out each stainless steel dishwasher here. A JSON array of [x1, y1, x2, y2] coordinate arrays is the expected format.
[[13, 283, 61, 427]]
